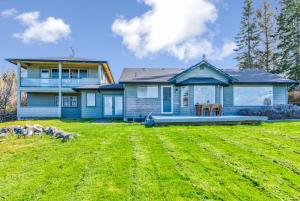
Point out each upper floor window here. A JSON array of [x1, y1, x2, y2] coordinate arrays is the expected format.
[[51, 69, 58, 79], [50, 68, 89, 79], [234, 86, 273, 106], [137, 86, 158, 98], [181, 86, 189, 107]]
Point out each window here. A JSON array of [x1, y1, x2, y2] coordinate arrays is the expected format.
[[55, 96, 78, 107], [137, 86, 158, 98], [181, 86, 189, 107], [234, 86, 273, 106], [41, 69, 50, 79], [79, 69, 88, 78], [62, 69, 69, 79], [87, 93, 96, 107], [52, 69, 58, 79], [70, 69, 79, 79], [194, 86, 215, 104], [115, 96, 123, 115], [70, 96, 78, 107]]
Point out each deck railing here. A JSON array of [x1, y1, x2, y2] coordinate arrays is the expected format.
[[19, 107, 60, 118], [21, 78, 99, 87]]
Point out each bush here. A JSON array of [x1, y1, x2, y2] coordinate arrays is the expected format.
[[238, 104, 300, 120]]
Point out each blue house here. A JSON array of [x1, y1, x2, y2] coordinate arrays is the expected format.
[[7, 57, 297, 120]]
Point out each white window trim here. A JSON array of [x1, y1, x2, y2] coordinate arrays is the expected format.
[[137, 85, 159, 98], [181, 86, 189, 107], [55, 95, 78, 108], [161, 85, 173, 114], [233, 86, 273, 106], [86, 92, 96, 107], [51, 68, 89, 79]]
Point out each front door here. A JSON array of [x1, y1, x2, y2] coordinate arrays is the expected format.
[[161, 86, 173, 114], [103, 95, 123, 117], [41, 69, 50, 85]]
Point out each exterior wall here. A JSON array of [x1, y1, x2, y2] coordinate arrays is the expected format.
[[27, 92, 56, 106], [26, 92, 81, 118], [124, 84, 180, 119], [80, 90, 124, 119], [81, 90, 102, 118], [124, 83, 290, 118], [223, 84, 288, 115], [175, 65, 229, 83]]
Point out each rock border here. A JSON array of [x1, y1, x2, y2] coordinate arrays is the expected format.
[[0, 125, 79, 141]]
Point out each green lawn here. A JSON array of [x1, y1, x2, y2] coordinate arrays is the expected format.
[[0, 120, 299, 201]]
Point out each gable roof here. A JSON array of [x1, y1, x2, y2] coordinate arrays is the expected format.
[[178, 77, 228, 86], [119, 68, 185, 83], [169, 60, 236, 82], [223, 69, 298, 84]]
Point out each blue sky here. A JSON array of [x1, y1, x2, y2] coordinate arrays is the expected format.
[[0, 0, 277, 80]]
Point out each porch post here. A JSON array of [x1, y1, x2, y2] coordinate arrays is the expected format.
[[17, 61, 21, 120], [58, 62, 62, 118], [98, 64, 102, 84]]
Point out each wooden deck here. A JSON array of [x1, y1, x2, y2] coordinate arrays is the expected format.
[[146, 115, 268, 126]]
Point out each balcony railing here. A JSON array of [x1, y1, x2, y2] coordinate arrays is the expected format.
[[19, 107, 60, 118], [21, 78, 99, 87]]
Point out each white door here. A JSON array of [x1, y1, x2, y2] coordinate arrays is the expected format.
[[41, 69, 50, 85], [114, 96, 123, 116], [194, 86, 215, 104], [104, 96, 113, 116]]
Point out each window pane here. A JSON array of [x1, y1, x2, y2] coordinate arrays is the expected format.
[[52, 69, 58, 79], [104, 96, 113, 115], [137, 86, 158, 98], [70, 69, 78, 79], [62, 69, 69, 79], [115, 96, 123, 115], [87, 93, 96, 106], [70, 96, 78, 107], [234, 86, 273, 106], [194, 86, 215, 104], [79, 70, 88, 78], [181, 86, 189, 107], [63, 96, 70, 107]]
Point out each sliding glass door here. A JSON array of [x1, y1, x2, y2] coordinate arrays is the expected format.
[[103, 95, 123, 117]]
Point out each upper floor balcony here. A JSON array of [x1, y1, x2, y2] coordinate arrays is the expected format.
[[21, 78, 100, 87]]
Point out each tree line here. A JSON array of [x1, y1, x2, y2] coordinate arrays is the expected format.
[[235, 0, 300, 81]]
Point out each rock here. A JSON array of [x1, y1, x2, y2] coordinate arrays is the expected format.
[[11, 126, 23, 135], [63, 134, 74, 140], [24, 127, 34, 137], [0, 132, 7, 138], [0, 127, 9, 134], [53, 132, 65, 139], [46, 127, 57, 136], [32, 124, 44, 134]]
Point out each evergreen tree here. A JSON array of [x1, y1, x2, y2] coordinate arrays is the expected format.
[[256, 0, 277, 72], [235, 0, 260, 69], [277, 0, 300, 80]]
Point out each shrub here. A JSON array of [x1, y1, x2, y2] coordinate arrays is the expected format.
[[238, 104, 300, 120]]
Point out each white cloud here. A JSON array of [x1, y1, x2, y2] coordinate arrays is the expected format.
[[1, 8, 18, 17], [112, 0, 235, 61], [14, 11, 71, 43]]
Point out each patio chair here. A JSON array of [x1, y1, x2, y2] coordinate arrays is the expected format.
[[202, 104, 211, 116], [211, 104, 222, 116], [195, 103, 203, 116]]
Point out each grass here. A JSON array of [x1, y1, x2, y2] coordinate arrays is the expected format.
[[0, 120, 299, 201]]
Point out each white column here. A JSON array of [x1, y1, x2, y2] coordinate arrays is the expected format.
[[98, 64, 102, 85], [17, 61, 21, 120], [58, 62, 62, 118]]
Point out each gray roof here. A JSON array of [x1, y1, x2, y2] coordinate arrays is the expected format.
[[178, 77, 228, 86], [119, 68, 185, 83], [222, 69, 298, 84], [73, 84, 123, 92], [119, 67, 298, 85], [6, 57, 107, 64]]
